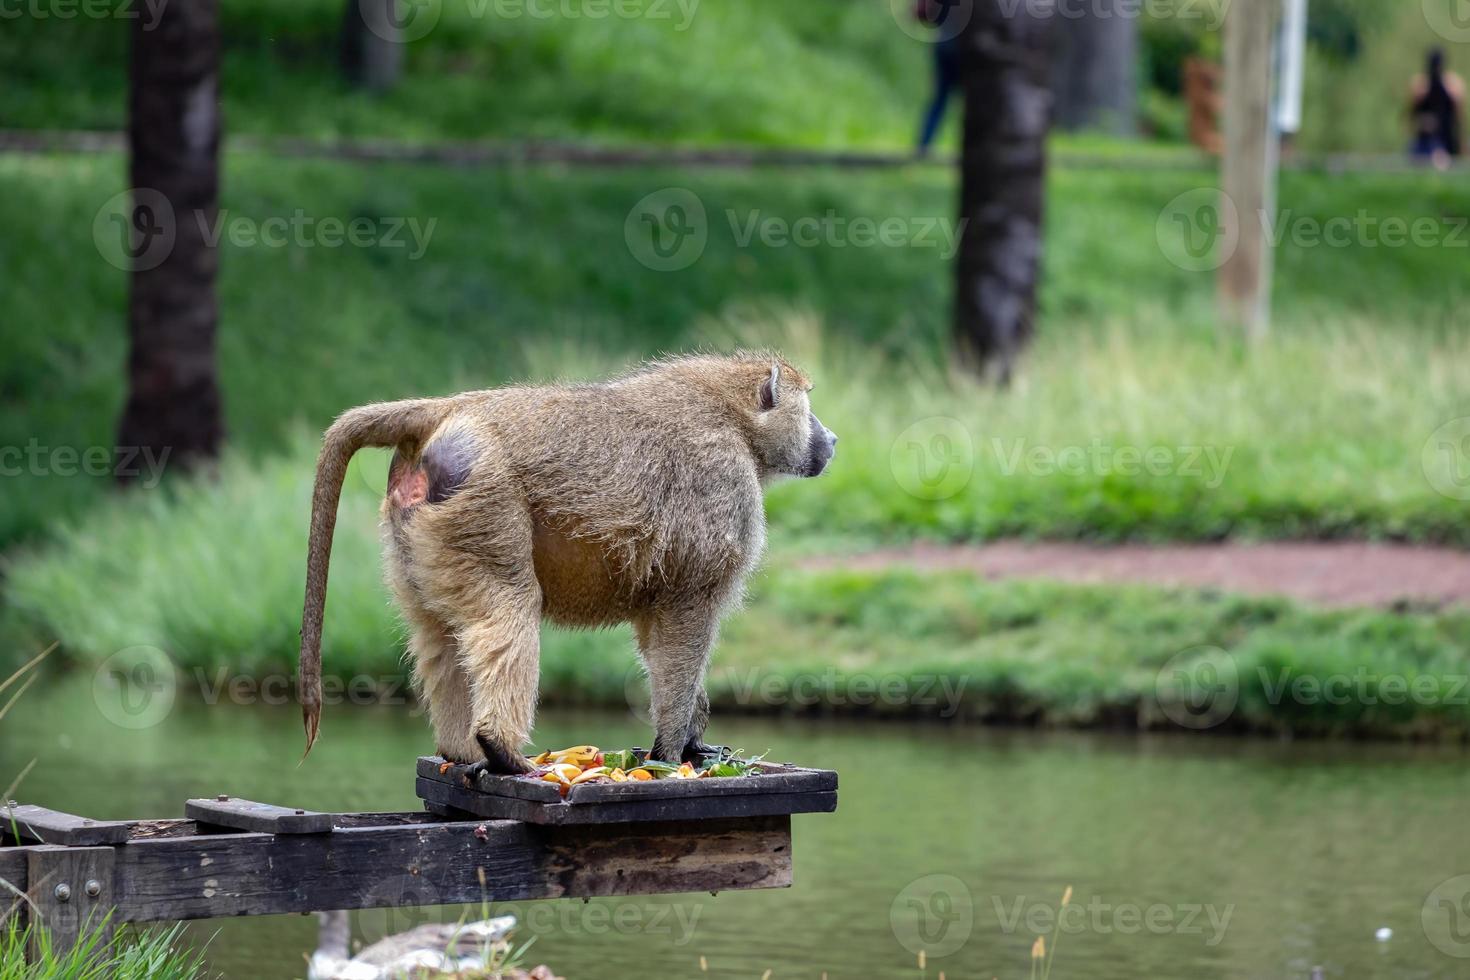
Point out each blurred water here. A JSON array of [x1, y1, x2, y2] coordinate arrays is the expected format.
[[4, 677, 1470, 979]]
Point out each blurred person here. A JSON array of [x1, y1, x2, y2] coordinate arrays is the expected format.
[[1409, 48, 1464, 171], [915, 0, 963, 157]]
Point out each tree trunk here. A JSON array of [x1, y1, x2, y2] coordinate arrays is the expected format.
[[1050, 1, 1137, 135], [953, 0, 1055, 383], [119, 0, 224, 478], [341, 0, 403, 92]]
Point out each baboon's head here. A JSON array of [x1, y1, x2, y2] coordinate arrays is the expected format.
[[748, 361, 837, 480]]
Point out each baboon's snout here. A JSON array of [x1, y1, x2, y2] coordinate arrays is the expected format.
[[804, 413, 837, 477]]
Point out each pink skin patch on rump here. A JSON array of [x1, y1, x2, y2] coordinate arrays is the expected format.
[[388, 464, 429, 509]]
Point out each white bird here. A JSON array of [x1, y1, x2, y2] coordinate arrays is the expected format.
[[307, 910, 519, 980]]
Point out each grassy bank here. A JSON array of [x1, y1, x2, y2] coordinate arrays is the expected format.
[[1, 0, 936, 148], [4, 151, 1468, 547], [6, 428, 1470, 740], [5, 0, 1467, 156]]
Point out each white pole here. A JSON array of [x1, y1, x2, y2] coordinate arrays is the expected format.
[[1277, 0, 1308, 134]]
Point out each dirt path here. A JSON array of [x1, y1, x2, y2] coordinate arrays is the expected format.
[[797, 541, 1470, 609], [3, 128, 1452, 175]]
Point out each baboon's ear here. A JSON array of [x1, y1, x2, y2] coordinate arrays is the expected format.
[[759, 364, 780, 411]]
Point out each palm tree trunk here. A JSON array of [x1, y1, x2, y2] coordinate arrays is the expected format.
[[952, 0, 1055, 384], [119, 0, 224, 478]]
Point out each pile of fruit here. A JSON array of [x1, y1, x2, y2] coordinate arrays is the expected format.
[[526, 745, 763, 796]]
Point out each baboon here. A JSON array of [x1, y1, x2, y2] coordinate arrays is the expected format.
[[298, 352, 837, 774]]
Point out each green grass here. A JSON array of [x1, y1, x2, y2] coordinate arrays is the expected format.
[[5, 0, 1467, 156], [3, 150, 1469, 548], [1, 0, 941, 149], [0, 917, 209, 980], [6, 440, 1469, 739]]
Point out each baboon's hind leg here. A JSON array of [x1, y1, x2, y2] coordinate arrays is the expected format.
[[405, 614, 478, 764], [454, 582, 543, 775]]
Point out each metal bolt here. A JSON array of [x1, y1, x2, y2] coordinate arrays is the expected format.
[[53, 883, 71, 903], [216, 794, 229, 802], [85, 880, 102, 899]]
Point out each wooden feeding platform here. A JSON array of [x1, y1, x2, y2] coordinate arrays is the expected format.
[[1, 758, 837, 961], [417, 755, 838, 825]]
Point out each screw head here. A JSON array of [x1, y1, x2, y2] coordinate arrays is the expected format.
[[84, 879, 102, 899], [53, 883, 71, 903]]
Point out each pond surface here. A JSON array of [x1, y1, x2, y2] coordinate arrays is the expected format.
[[4, 677, 1470, 979]]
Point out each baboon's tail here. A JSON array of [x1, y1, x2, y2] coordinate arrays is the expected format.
[[299, 397, 457, 759]]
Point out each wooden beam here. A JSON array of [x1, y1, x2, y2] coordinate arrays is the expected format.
[[1218, 0, 1280, 338], [83, 814, 792, 923], [3, 806, 804, 962]]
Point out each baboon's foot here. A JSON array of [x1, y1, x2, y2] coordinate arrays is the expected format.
[[681, 740, 731, 764], [650, 736, 729, 765], [438, 746, 480, 766], [470, 733, 537, 776], [649, 737, 683, 765]]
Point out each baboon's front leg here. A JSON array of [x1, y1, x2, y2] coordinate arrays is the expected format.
[[456, 591, 542, 775], [638, 609, 719, 763]]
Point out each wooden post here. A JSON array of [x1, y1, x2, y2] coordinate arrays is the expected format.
[[25, 847, 115, 961], [1218, 0, 1280, 339]]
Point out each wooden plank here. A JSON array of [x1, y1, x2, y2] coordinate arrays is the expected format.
[[417, 777, 838, 826], [26, 846, 114, 959], [184, 798, 333, 835], [107, 815, 792, 922], [4, 805, 131, 846]]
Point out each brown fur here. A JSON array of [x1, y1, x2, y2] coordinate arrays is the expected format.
[[297, 352, 836, 770]]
